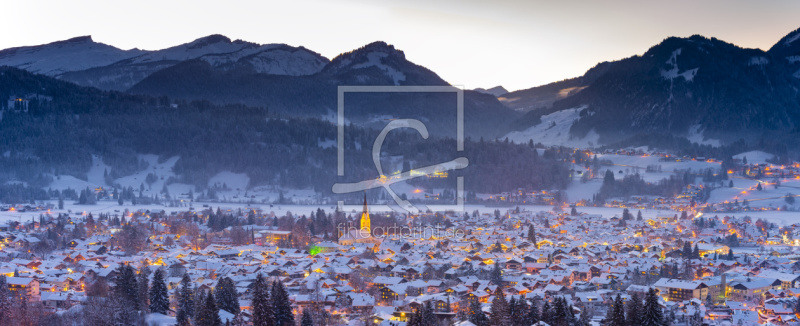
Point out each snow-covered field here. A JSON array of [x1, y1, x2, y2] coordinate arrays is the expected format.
[[5, 149, 799, 226], [707, 176, 800, 209], [733, 151, 774, 165], [503, 107, 600, 148], [3, 198, 798, 228]]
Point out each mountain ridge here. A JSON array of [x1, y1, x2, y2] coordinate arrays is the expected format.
[[503, 30, 800, 148]]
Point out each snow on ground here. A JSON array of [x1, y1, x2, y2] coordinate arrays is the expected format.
[[145, 313, 176, 326], [503, 106, 600, 148], [200, 44, 326, 76], [87, 155, 111, 186], [114, 155, 182, 195], [660, 48, 699, 82], [46, 155, 113, 191], [3, 198, 798, 229], [734, 151, 774, 165], [707, 175, 800, 209], [687, 125, 721, 147], [592, 154, 719, 183], [208, 171, 249, 190], [598, 154, 719, 171], [748, 56, 769, 66], [318, 138, 336, 148], [0, 36, 143, 76], [352, 52, 406, 85], [48, 175, 94, 192]]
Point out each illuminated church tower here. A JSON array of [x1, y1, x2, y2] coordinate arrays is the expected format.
[[360, 193, 371, 232], [338, 193, 380, 246]]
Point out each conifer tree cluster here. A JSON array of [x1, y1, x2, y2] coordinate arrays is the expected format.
[[604, 289, 668, 326], [467, 293, 586, 326], [250, 273, 296, 326]]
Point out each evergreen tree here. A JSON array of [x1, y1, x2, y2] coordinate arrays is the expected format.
[[541, 300, 552, 325], [194, 289, 205, 322], [149, 268, 170, 314], [682, 242, 692, 258], [578, 308, 591, 326], [490, 261, 504, 285], [407, 308, 422, 326], [422, 301, 437, 326], [604, 170, 615, 186], [626, 293, 642, 326], [468, 299, 489, 326], [637, 210, 643, 221], [611, 294, 626, 326], [795, 297, 800, 313], [508, 296, 517, 324], [113, 264, 140, 311], [0, 276, 10, 323], [528, 224, 537, 247], [271, 280, 295, 326], [563, 298, 578, 326], [527, 298, 540, 324], [137, 265, 150, 313], [514, 296, 529, 326], [692, 244, 700, 259], [215, 277, 240, 314], [641, 288, 664, 326], [252, 274, 274, 326], [489, 287, 510, 326], [196, 291, 222, 326], [231, 313, 248, 326], [301, 309, 314, 326], [176, 274, 194, 326], [551, 297, 568, 326]]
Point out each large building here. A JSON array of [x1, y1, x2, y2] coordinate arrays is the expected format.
[[654, 278, 708, 302], [339, 194, 381, 246]]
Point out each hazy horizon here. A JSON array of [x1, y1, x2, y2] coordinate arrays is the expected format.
[[3, 0, 800, 91]]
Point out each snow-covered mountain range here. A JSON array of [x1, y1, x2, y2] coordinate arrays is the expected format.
[[501, 27, 800, 148], [0, 35, 330, 91]]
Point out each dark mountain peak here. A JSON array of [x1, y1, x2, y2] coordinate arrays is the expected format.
[[768, 26, 800, 58], [361, 41, 403, 55], [0, 35, 142, 77], [474, 86, 508, 97], [187, 34, 235, 49], [643, 34, 731, 58], [320, 40, 446, 85], [57, 35, 94, 44], [328, 41, 405, 65]]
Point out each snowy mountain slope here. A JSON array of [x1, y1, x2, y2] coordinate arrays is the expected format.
[[510, 32, 800, 148], [126, 34, 257, 65], [503, 106, 600, 148], [198, 44, 328, 76], [769, 27, 800, 79], [321, 41, 446, 86], [58, 35, 259, 90], [128, 40, 519, 139], [474, 86, 508, 97], [0, 36, 142, 76]]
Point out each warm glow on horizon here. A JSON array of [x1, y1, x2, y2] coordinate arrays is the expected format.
[[2, 0, 799, 91]]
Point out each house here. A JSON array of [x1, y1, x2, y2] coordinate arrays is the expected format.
[[6, 277, 40, 298], [653, 278, 707, 302]]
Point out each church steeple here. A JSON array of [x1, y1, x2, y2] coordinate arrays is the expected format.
[[360, 192, 371, 232]]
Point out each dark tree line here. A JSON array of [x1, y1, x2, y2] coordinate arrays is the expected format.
[[0, 66, 571, 204]]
